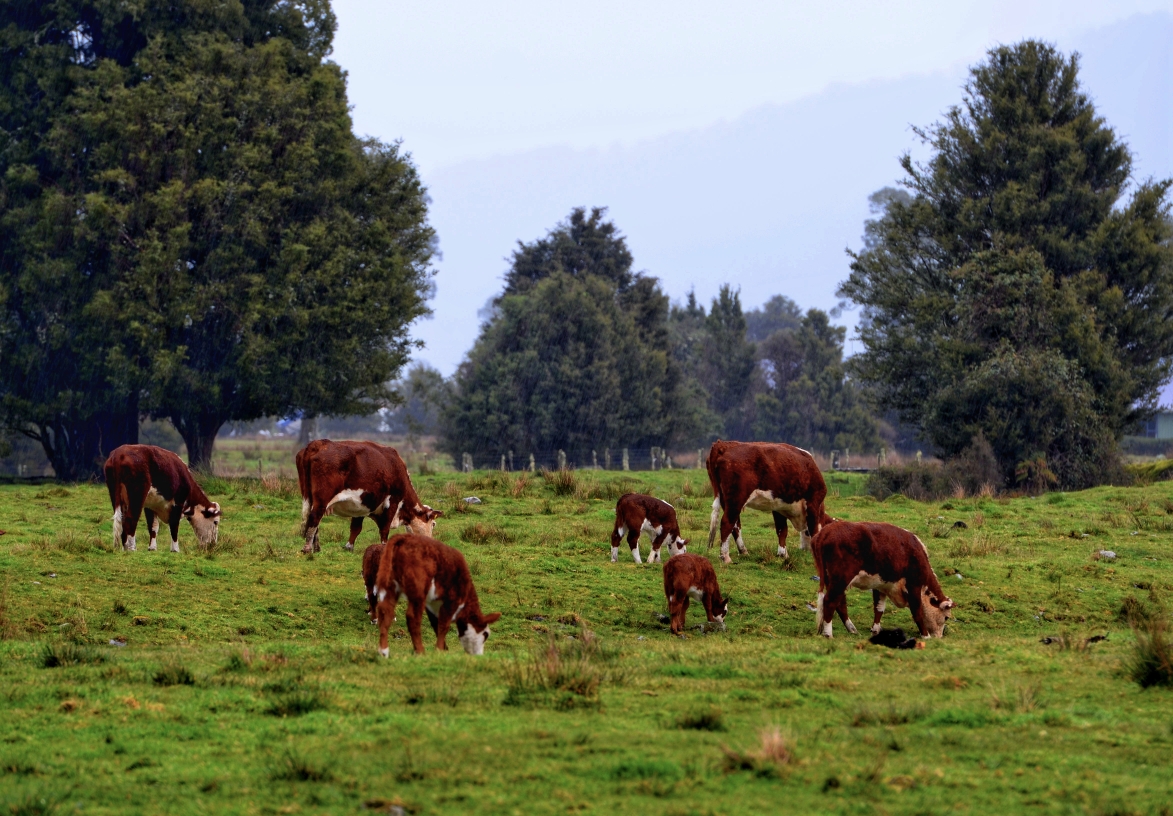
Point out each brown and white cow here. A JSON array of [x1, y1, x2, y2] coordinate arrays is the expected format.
[[810, 521, 954, 639], [361, 542, 385, 623], [662, 553, 729, 635], [296, 439, 441, 554], [373, 534, 502, 656], [104, 444, 221, 552], [706, 439, 830, 562], [611, 493, 688, 564]]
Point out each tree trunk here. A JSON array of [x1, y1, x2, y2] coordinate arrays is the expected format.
[[297, 414, 319, 449], [37, 400, 139, 482], [173, 412, 224, 472]]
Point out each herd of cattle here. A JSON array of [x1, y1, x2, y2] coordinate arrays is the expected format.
[[102, 439, 954, 656]]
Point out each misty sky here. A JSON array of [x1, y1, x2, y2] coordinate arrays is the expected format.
[[329, 1, 1173, 404]]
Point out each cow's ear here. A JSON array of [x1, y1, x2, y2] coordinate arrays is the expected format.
[[940, 599, 954, 611], [482, 612, 502, 627], [205, 502, 221, 518], [430, 508, 444, 520], [182, 506, 195, 518]]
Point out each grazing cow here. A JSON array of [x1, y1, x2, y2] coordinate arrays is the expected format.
[[610, 493, 688, 563], [296, 439, 441, 554], [103, 445, 221, 552], [374, 534, 501, 656], [662, 553, 729, 635], [361, 542, 385, 623], [811, 521, 954, 639], [706, 439, 831, 562]]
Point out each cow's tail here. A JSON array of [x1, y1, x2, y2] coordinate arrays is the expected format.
[[705, 440, 727, 549], [707, 494, 722, 548], [295, 446, 312, 527]]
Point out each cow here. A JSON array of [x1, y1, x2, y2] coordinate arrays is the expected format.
[[296, 439, 441, 554], [103, 444, 221, 552], [810, 520, 954, 639], [373, 534, 501, 656], [610, 493, 688, 564], [706, 439, 831, 563], [662, 553, 729, 635], [361, 542, 385, 623]]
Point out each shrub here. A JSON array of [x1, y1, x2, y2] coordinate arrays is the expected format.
[[675, 707, 725, 731], [540, 467, 578, 496], [269, 750, 333, 782], [266, 690, 328, 716], [867, 434, 1003, 501], [1126, 609, 1173, 689]]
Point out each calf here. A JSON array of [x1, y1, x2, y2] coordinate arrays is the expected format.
[[811, 521, 954, 639], [104, 445, 221, 552], [374, 534, 501, 656], [662, 553, 729, 635], [611, 493, 688, 563], [297, 439, 441, 553], [361, 542, 385, 623], [706, 439, 831, 563]]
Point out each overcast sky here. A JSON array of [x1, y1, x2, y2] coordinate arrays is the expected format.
[[329, 1, 1173, 404]]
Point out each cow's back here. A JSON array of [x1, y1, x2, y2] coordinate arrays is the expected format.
[[711, 441, 826, 503]]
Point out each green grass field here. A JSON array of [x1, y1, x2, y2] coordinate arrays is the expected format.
[[1, 469, 1171, 815]]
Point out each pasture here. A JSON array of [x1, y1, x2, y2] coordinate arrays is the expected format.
[[0, 470, 1171, 815]]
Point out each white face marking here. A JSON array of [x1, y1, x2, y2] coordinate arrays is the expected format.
[[187, 505, 219, 547], [459, 625, 488, 655], [325, 489, 369, 518]]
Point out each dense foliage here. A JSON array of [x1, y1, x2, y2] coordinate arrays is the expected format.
[[0, 0, 434, 477], [840, 41, 1173, 488]]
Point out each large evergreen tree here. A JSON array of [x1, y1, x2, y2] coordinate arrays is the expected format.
[[839, 41, 1173, 487], [443, 209, 708, 462], [0, 1, 435, 476]]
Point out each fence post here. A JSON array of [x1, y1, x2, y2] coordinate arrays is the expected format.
[[622, 448, 629, 471], [916, 450, 922, 465], [666, 454, 672, 470], [508, 450, 514, 471], [844, 448, 850, 469], [557, 449, 567, 470], [462, 452, 473, 473], [500, 454, 506, 471], [697, 449, 703, 469], [650, 447, 656, 471], [592, 450, 599, 469], [528, 453, 535, 472], [878, 446, 887, 467], [605, 448, 611, 470], [830, 450, 839, 470]]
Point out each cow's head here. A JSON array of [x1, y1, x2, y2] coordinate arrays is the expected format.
[[712, 594, 730, 630], [407, 504, 443, 537], [920, 590, 954, 638], [671, 536, 689, 556], [184, 502, 221, 548], [457, 612, 501, 655]]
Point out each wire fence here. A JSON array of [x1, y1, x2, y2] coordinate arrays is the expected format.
[[456, 447, 705, 473]]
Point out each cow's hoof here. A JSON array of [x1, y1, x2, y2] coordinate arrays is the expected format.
[[721, 554, 732, 564], [378, 647, 389, 658], [344, 543, 354, 552]]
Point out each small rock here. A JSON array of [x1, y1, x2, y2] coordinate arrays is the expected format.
[[1130, 531, 1139, 536], [48, 573, 57, 578], [1080, 533, 1090, 538], [636, 636, 646, 641], [252, 504, 265, 510], [463, 496, 482, 504], [132, 616, 150, 626], [809, 575, 819, 581], [108, 638, 127, 647], [937, 516, 944, 521], [952, 521, 967, 529], [525, 614, 546, 622], [656, 613, 670, 624], [954, 573, 964, 581], [1097, 550, 1116, 560], [32, 581, 41, 585]]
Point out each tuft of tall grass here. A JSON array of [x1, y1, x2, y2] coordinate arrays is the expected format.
[[720, 727, 794, 778], [675, 707, 725, 731], [460, 523, 514, 545], [154, 663, 195, 686], [949, 530, 1006, 558], [1, 792, 61, 816], [1125, 604, 1173, 688], [989, 682, 1041, 713], [266, 689, 329, 717], [40, 642, 104, 668], [269, 750, 333, 782], [503, 628, 620, 709], [541, 468, 578, 497]]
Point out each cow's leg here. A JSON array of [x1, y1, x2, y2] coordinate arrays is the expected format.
[[346, 517, 364, 552], [669, 594, 689, 635], [628, 527, 643, 564], [819, 583, 847, 637], [120, 488, 147, 552], [836, 594, 857, 635], [376, 592, 399, 657], [432, 608, 454, 651], [405, 599, 427, 654], [801, 501, 822, 551], [649, 530, 670, 564], [373, 510, 393, 543], [144, 509, 161, 551], [166, 506, 183, 552], [871, 590, 887, 634], [718, 512, 740, 563], [302, 504, 326, 554], [772, 511, 790, 559], [610, 524, 624, 563]]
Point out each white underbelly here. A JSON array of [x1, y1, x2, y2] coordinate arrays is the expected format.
[[849, 571, 908, 606], [743, 489, 805, 521], [686, 586, 704, 601], [326, 489, 378, 518], [641, 520, 663, 536], [144, 487, 172, 515]]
